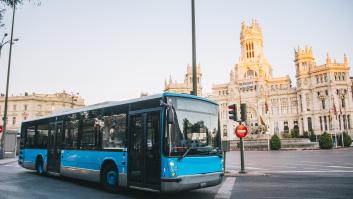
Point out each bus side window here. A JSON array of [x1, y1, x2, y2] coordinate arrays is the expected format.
[[26, 126, 36, 148], [64, 119, 79, 149], [81, 118, 98, 150], [37, 124, 49, 149], [102, 113, 127, 150]]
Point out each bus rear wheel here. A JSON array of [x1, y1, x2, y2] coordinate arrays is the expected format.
[[101, 163, 119, 193], [36, 157, 45, 176]]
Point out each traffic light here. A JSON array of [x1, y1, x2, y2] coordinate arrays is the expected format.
[[0, 125, 3, 133], [228, 104, 237, 121], [240, 103, 247, 122]]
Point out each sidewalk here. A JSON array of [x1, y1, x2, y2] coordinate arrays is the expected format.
[[0, 157, 18, 165]]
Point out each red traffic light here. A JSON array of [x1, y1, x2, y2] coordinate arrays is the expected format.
[[228, 104, 237, 121], [0, 125, 3, 133]]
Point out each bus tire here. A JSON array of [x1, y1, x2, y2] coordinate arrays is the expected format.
[[101, 162, 119, 193], [35, 156, 45, 176]]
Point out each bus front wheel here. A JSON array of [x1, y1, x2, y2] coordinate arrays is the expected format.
[[101, 163, 119, 193]]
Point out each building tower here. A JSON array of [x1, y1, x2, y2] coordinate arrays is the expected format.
[[238, 20, 272, 79], [294, 46, 316, 134]]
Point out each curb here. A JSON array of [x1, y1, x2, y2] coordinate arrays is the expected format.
[[0, 159, 18, 165], [224, 170, 266, 177]]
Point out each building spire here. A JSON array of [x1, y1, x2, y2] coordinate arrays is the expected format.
[[326, 52, 331, 64], [344, 53, 348, 65]]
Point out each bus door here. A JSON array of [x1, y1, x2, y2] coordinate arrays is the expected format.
[[128, 111, 161, 189], [47, 121, 63, 173]]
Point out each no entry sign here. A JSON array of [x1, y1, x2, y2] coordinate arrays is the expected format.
[[235, 124, 248, 138]]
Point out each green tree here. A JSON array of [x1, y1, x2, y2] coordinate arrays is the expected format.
[[319, 132, 333, 149], [290, 128, 300, 138], [343, 132, 352, 147], [0, 0, 39, 25], [309, 130, 316, 142], [270, 134, 281, 150]]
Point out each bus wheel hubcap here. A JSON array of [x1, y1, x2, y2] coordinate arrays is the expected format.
[[107, 171, 117, 186]]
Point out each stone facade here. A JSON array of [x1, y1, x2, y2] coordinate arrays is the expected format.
[[0, 91, 85, 131], [164, 64, 203, 96], [209, 20, 353, 140]]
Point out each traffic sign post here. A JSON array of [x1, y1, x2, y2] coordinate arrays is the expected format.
[[235, 123, 248, 174]]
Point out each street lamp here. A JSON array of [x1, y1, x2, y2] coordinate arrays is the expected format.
[[0, 33, 19, 60], [0, 0, 16, 159]]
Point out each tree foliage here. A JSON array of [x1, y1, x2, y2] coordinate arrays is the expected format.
[[270, 134, 281, 150], [319, 132, 333, 149], [338, 132, 352, 147], [0, 0, 40, 26], [309, 130, 316, 142], [290, 128, 300, 138]]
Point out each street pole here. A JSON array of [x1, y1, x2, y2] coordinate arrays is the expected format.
[[239, 136, 246, 174], [191, 0, 197, 96], [1, 1, 16, 159]]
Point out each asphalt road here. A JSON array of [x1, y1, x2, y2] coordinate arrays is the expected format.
[[1, 148, 353, 199]]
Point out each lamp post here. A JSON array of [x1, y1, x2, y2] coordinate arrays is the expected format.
[[191, 0, 197, 96], [0, 1, 16, 159], [0, 33, 19, 62]]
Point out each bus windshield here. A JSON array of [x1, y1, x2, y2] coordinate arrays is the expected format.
[[165, 97, 221, 157]]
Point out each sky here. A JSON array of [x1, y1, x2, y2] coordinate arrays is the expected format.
[[0, 0, 353, 105]]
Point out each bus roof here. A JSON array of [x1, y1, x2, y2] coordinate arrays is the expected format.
[[22, 92, 217, 123]]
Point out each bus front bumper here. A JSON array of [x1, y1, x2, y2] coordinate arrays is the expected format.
[[160, 172, 223, 192]]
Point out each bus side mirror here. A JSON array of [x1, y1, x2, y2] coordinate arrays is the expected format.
[[167, 108, 175, 124]]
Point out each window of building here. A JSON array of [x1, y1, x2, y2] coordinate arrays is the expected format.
[[307, 117, 312, 131], [339, 115, 342, 130], [102, 113, 127, 150], [343, 115, 347, 130], [348, 115, 351, 129], [299, 95, 303, 112], [24, 104, 28, 111], [305, 94, 310, 111], [325, 90, 328, 96], [323, 116, 328, 131], [322, 99, 325, 109], [283, 121, 289, 133], [341, 97, 346, 108], [319, 116, 323, 131], [12, 117, 16, 125]]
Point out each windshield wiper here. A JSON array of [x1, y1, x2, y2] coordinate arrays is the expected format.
[[178, 146, 213, 161], [178, 147, 194, 161]]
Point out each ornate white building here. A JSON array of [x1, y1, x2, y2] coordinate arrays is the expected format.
[[164, 64, 203, 96], [210, 20, 352, 140]]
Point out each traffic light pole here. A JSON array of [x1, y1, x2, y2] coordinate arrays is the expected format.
[[239, 136, 246, 174]]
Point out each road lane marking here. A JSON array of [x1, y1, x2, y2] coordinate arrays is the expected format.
[[214, 177, 236, 199], [268, 170, 353, 173], [246, 167, 267, 170], [326, 165, 353, 169]]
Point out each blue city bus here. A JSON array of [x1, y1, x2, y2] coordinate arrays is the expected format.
[[19, 93, 223, 192]]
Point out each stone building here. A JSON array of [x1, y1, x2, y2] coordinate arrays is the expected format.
[[164, 64, 203, 96], [0, 91, 85, 131], [210, 20, 352, 140]]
